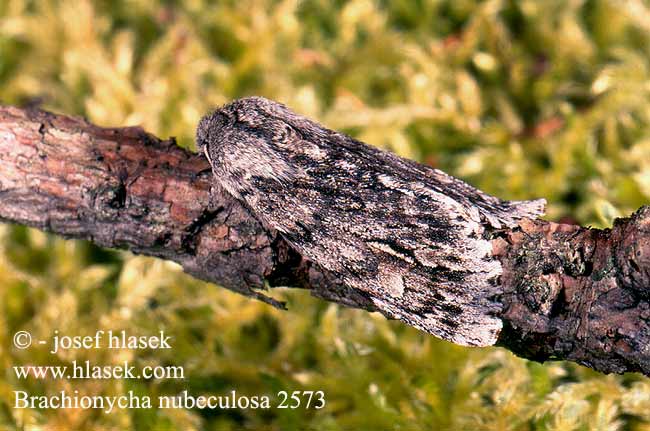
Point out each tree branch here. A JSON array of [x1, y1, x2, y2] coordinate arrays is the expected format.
[[1, 105, 649, 376], [494, 212, 650, 375]]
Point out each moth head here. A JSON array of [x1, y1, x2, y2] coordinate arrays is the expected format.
[[196, 110, 231, 157], [196, 98, 299, 195], [196, 97, 280, 156]]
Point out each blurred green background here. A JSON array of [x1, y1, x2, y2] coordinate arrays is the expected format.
[[2, 0, 650, 429]]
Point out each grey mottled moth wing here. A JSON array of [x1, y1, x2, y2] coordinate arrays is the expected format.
[[196, 97, 545, 346]]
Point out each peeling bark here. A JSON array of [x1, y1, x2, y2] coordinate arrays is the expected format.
[[1, 105, 649, 376]]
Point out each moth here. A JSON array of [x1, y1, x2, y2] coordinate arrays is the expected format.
[[196, 97, 545, 346]]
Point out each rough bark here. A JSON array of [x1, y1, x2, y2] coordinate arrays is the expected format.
[[0, 105, 649, 376], [493, 212, 650, 375]]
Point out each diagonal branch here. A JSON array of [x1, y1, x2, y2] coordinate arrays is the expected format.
[[1, 105, 649, 376]]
